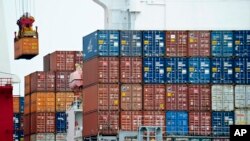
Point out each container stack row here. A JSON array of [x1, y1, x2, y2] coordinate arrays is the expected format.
[[13, 96, 24, 141], [24, 51, 83, 141], [82, 30, 250, 139]]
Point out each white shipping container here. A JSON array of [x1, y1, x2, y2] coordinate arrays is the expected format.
[[235, 109, 250, 125], [56, 133, 67, 141], [212, 85, 234, 111], [235, 85, 250, 108], [30, 133, 55, 141]]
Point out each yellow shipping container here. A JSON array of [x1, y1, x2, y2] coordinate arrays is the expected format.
[[56, 92, 74, 112], [31, 92, 55, 113]]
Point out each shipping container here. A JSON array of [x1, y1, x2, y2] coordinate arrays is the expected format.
[[120, 111, 142, 131], [188, 31, 210, 57], [25, 75, 31, 95], [56, 112, 67, 133], [120, 57, 142, 83], [56, 92, 75, 112], [143, 111, 165, 132], [83, 84, 119, 113], [75, 51, 83, 65], [24, 114, 30, 135], [14, 37, 39, 59], [166, 57, 188, 83], [49, 51, 75, 71], [212, 85, 234, 111], [43, 54, 50, 71], [121, 84, 142, 111], [143, 30, 165, 57], [235, 85, 250, 108], [212, 111, 234, 136], [166, 111, 188, 135], [24, 135, 30, 141], [83, 57, 119, 87], [83, 30, 120, 60], [166, 31, 188, 57], [30, 113, 55, 133], [13, 113, 21, 130], [235, 109, 250, 125], [30, 133, 55, 141], [143, 84, 165, 110], [83, 111, 119, 137], [20, 114, 24, 130], [189, 139, 211, 141], [166, 138, 189, 141], [120, 30, 142, 56], [56, 133, 67, 141], [166, 84, 188, 110], [13, 130, 20, 141], [189, 58, 210, 83], [30, 72, 55, 93], [24, 95, 30, 114], [234, 30, 250, 57], [211, 31, 233, 57], [234, 57, 250, 84], [144, 57, 165, 83], [189, 111, 211, 135], [55, 71, 71, 91], [13, 96, 20, 113], [211, 58, 234, 84], [31, 92, 55, 113], [20, 97, 24, 113], [212, 139, 229, 141], [188, 85, 211, 111]]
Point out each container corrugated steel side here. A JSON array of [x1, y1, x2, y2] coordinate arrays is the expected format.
[[189, 139, 212, 141], [83, 57, 119, 87], [188, 85, 211, 111], [25, 75, 31, 95], [56, 133, 66, 141], [121, 84, 142, 110], [30, 72, 55, 93], [211, 31, 233, 57], [120, 111, 142, 131], [212, 85, 234, 111], [143, 84, 165, 110], [24, 114, 30, 135], [120, 30, 142, 56], [143, 57, 165, 83], [43, 54, 50, 71], [143, 30, 165, 57], [55, 71, 71, 91], [234, 30, 250, 57], [211, 58, 234, 84], [166, 111, 188, 135], [56, 92, 74, 112], [234, 58, 250, 84], [188, 31, 210, 57], [83, 84, 119, 113], [24, 95, 30, 114], [30, 113, 55, 133], [13, 96, 20, 113], [83, 111, 119, 137], [83, 30, 120, 60], [120, 57, 142, 83], [235, 85, 250, 108], [56, 112, 67, 133], [30, 133, 55, 141], [166, 57, 188, 83], [31, 92, 55, 113], [212, 111, 234, 136], [166, 31, 188, 57], [189, 58, 210, 83], [189, 111, 211, 135], [20, 97, 24, 113], [235, 109, 250, 125], [166, 84, 188, 110], [143, 111, 165, 133]]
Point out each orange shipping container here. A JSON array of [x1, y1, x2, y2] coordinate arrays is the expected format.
[[13, 96, 20, 113], [56, 92, 74, 112], [25, 75, 31, 95], [121, 84, 142, 111], [30, 113, 55, 134], [24, 95, 30, 114], [14, 37, 39, 59], [31, 92, 55, 113]]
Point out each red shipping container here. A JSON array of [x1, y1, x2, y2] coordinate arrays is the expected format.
[[166, 31, 188, 57], [144, 84, 165, 110], [120, 57, 142, 83], [24, 114, 30, 135], [83, 84, 119, 113], [55, 71, 71, 91], [25, 75, 31, 95], [188, 85, 211, 111], [189, 111, 211, 135], [83, 111, 119, 137], [188, 31, 210, 57], [143, 111, 165, 132], [43, 53, 50, 71], [65, 51, 76, 71], [83, 57, 119, 87], [31, 112, 55, 134], [166, 84, 188, 110], [120, 111, 142, 131], [24, 95, 30, 114], [30, 72, 55, 93], [121, 84, 142, 111]]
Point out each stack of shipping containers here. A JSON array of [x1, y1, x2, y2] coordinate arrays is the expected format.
[[24, 51, 82, 141], [13, 96, 24, 141]]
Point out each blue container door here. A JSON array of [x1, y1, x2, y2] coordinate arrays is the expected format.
[[235, 58, 250, 84], [166, 58, 176, 83], [211, 31, 233, 57], [166, 111, 188, 135], [212, 112, 234, 136], [154, 31, 165, 57], [108, 30, 120, 56], [98, 31, 110, 56], [143, 31, 165, 57], [212, 58, 233, 84], [189, 58, 200, 83], [234, 31, 250, 57], [211, 58, 222, 83], [176, 58, 188, 83], [83, 31, 98, 60], [120, 31, 142, 56], [189, 58, 210, 83], [20, 97, 24, 113], [56, 112, 67, 133], [176, 112, 188, 135], [166, 58, 187, 83], [144, 58, 165, 83], [211, 31, 222, 57], [199, 58, 210, 83], [223, 58, 234, 83], [143, 31, 153, 57], [222, 31, 233, 57]]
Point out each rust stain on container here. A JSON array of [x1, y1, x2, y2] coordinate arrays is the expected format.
[[189, 111, 211, 135], [56, 92, 74, 112], [144, 84, 165, 110], [30, 113, 55, 134], [14, 38, 39, 59], [13, 96, 20, 113], [83, 57, 119, 87], [166, 84, 188, 110], [120, 57, 142, 83], [31, 92, 55, 113], [166, 31, 188, 57], [120, 111, 142, 131], [121, 84, 142, 111], [188, 31, 210, 57], [24, 95, 30, 114]]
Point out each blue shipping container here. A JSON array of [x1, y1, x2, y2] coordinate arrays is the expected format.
[[166, 58, 188, 83], [234, 30, 250, 57], [120, 30, 142, 56], [211, 58, 234, 84], [234, 58, 250, 84], [211, 31, 233, 57], [144, 57, 165, 83], [13, 130, 19, 141], [212, 111, 234, 136], [166, 111, 188, 135], [20, 97, 24, 113], [143, 30, 165, 57], [56, 112, 67, 133], [13, 113, 20, 130], [83, 30, 120, 60], [189, 58, 210, 83]]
